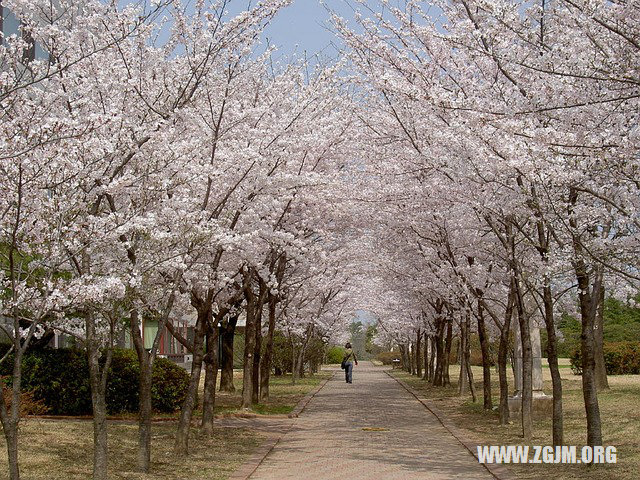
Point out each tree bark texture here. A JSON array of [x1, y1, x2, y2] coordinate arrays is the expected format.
[[477, 301, 492, 410], [423, 332, 430, 381], [429, 336, 436, 383], [433, 324, 445, 385], [443, 319, 452, 387], [129, 310, 152, 473], [458, 320, 469, 396], [0, 346, 23, 480], [219, 316, 238, 392], [570, 188, 603, 448], [252, 281, 267, 404], [594, 283, 609, 390], [515, 277, 533, 443], [260, 294, 278, 401], [201, 324, 220, 436], [242, 281, 257, 409], [175, 306, 208, 454], [86, 315, 112, 480], [498, 285, 515, 426], [416, 329, 422, 378], [542, 284, 564, 446]]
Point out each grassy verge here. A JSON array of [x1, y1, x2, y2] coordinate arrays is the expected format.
[[212, 371, 332, 416], [0, 420, 261, 480], [391, 360, 639, 480]]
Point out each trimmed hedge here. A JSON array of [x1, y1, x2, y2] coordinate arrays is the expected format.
[[376, 351, 400, 365], [1, 348, 189, 415], [570, 341, 640, 375]]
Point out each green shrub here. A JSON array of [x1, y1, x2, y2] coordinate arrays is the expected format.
[[151, 357, 190, 413], [376, 351, 400, 365], [570, 341, 640, 375], [326, 346, 345, 364], [469, 334, 497, 366], [19, 348, 93, 415], [272, 331, 293, 375], [0, 347, 189, 415], [106, 349, 141, 414]]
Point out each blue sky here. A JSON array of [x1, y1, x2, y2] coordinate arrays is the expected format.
[[226, 0, 386, 61]]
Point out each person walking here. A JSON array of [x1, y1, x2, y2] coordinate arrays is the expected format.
[[343, 342, 358, 383]]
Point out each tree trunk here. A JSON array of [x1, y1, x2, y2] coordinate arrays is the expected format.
[[409, 342, 416, 375], [464, 312, 477, 402], [292, 334, 307, 383], [416, 329, 422, 378], [458, 322, 469, 396], [201, 324, 220, 436], [260, 294, 278, 401], [515, 278, 533, 443], [219, 316, 238, 392], [498, 285, 515, 426], [542, 284, 563, 446], [242, 283, 257, 409], [423, 332, 430, 380], [429, 336, 436, 382], [497, 329, 510, 426], [2, 423, 19, 480], [433, 320, 445, 386], [570, 188, 603, 448], [175, 306, 208, 455], [399, 344, 409, 374], [0, 347, 23, 480], [252, 282, 267, 404], [443, 320, 452, 387], [577, 268, 604, 447], [136, 362, 152, 472], [86, 319, 112, 480], [129, 310, 152, 473], [477, 301, 492, 410], [594, 283, 609, 390]]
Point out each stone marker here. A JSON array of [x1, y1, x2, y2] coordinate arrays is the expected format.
[[509, 325, 553, 417]]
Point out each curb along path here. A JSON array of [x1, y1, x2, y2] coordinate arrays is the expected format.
[[229, 372, 335, 480], [241, 362, 495, 480], [386, 371, 512, 480]]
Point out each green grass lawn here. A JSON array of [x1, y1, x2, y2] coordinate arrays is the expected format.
[[392, 360, 639, 480], [211, 371, 331, 416]]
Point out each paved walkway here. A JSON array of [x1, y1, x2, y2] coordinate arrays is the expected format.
[[248, 362, 494, 480]]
